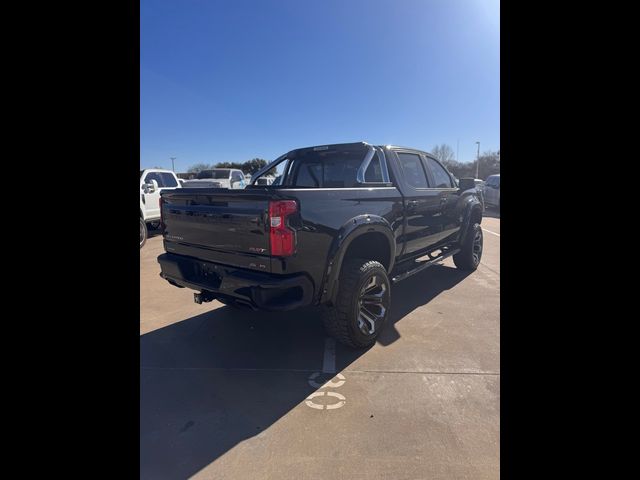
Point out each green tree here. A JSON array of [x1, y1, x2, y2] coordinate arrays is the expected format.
[[214, 161, 245, 170], [242, 158, 268, 174]]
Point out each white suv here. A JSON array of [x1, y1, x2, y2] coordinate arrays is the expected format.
[[140, 168, 181, 248]]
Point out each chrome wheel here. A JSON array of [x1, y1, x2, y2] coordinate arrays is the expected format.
[[472, 228, 483, 265], [357, 274, 388, 335]]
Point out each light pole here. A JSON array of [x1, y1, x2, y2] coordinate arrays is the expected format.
[[475, 142, 480, 179], [170, 157, 176, 172]]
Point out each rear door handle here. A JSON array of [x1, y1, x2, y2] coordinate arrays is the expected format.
[[440, 196, 448, 204], [408, 200, 419, 208]]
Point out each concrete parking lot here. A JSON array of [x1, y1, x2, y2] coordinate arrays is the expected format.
[[140, 210, 500, 479]]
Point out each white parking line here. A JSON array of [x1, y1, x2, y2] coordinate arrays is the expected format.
[[482, 228, 500, 237], [322, 338, 336, 373]]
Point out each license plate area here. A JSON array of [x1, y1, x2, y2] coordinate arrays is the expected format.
[[193, 261, 222, 288]]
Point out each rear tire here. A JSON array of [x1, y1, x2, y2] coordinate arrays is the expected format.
[[453, 223, 482, 270], [140, 218, 147, 248], [322, 259, 390, 348]]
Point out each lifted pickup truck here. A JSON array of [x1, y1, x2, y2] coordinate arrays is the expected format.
[[158, 142, 483, 347]]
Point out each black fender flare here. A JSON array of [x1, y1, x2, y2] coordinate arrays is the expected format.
[[319, 214, 396, 305], [458, 196, 483, 246]]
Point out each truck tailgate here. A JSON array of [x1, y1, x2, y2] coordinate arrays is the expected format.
[[160, 188, 272, 272]]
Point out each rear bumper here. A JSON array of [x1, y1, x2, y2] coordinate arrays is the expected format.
[[157, 253, 314, 311]]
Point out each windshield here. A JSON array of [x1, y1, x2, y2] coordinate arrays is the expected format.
[[197, 169, 230, 179]]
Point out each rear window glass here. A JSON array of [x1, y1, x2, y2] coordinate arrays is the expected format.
[[286, 150, 368, 188], [197, 169, 230, 179]]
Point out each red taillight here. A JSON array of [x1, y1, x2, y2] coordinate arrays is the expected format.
[[268, 200, 298, 257]]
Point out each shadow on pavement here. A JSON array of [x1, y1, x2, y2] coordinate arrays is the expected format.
[[483, 207, 500, 219], [140, 264, 470, 479], [146, 225, 164, 240]]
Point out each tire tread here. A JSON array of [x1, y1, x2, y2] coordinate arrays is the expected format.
[[322, 259, 387, 348]]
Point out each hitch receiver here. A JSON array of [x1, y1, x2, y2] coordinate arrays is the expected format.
[[194, 291, 215, 304]]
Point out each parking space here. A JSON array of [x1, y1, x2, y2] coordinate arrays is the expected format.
[[140, 219, 500, 479]]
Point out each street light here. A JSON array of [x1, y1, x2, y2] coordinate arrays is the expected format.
[[475, 142, 480, 179], [170, 157, 176, 172]]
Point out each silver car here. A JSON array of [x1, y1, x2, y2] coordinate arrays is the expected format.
[[484, 174, 500, 209]]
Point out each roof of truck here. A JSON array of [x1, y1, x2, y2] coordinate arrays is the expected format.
[[289, 141, 436, 157]]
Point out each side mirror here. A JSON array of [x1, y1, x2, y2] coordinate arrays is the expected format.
[[458, 178, 476, 191], [142, 180, 158, 193]]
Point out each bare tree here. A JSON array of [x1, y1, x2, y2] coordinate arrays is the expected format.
[[431, 144, 456, 163], [476, 150, 500, 180]]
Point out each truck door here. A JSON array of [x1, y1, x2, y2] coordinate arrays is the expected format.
[[231, 170, 245, 189], [393, 150, 443, 257], [141, 171, 162, 219], [424, 156, 461, 245]]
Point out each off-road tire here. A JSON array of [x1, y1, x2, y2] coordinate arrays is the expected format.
[[453, 222, 483, 270], [322, 258, 390, 348]]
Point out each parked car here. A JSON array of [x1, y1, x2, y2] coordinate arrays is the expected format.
[[185, 168, 246, 189], [157, 142, 483, 348], [254, 175, 275, 186], [484, 174, 500, 209], [140, 168, 181, 248]]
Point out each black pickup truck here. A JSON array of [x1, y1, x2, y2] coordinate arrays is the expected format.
[[158, 142, 483, 348]]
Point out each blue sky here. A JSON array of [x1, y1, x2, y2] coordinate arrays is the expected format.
[[141, 0, 500, 171]]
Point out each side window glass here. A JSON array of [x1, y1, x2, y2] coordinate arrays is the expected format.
[[397, 153, 429, 188], [144, 172, 162, 187], [159, 172, 177, 187], [426, 157, 453, 188]]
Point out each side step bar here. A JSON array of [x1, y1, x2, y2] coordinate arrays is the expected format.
[[391, 248, 460, 283]]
